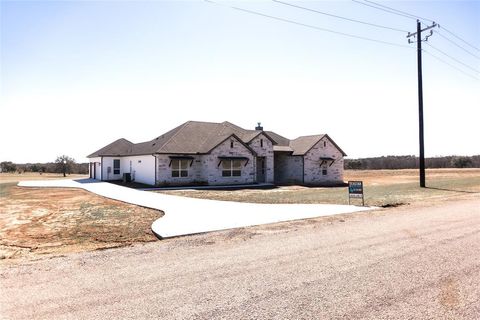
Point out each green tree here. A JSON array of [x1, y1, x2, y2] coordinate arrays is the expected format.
[[0, 161, 16, 172], [55, 155, 75, 177], [452, 156, 473, 168]]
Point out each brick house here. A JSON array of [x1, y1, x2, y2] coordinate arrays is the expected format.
[[87, 121, 346, 186]]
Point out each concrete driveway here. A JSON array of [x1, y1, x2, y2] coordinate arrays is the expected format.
[[18, 179, 373, 238]]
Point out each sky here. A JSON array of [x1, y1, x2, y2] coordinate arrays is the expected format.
[[1, 0, 479, 164]]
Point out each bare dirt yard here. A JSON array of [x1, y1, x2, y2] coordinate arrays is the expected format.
[[159, 169, 480, 207], [0, 173, 162, 261], [2, 197, 479, 319]]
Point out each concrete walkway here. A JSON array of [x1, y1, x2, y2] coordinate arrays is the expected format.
[[18, 179, 374, 238]]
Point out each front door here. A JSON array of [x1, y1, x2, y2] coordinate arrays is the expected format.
[[256, 157, 265, 183]]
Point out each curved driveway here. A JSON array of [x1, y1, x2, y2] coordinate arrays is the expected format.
[[18, 179, 373, 238]]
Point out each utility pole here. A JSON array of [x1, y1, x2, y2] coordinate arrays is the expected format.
[[407, 20, 436, 188]]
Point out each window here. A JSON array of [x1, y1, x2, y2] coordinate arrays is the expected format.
[[260, 139, 263, 148], [322, 167, 328, 176], [171, 159, 188, 177], [324, 141, 327, 147], [222, 160, 242, 177], [113, 159, 120, 174], [230, 140, 234, 148]]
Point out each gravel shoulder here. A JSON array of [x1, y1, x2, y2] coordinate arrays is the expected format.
[[1, 195, 479, 319]]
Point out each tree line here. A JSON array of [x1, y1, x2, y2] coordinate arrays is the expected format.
[[1, 155, 88, 175], [345, 155, 480, 170], [2, 155, 479, 174]]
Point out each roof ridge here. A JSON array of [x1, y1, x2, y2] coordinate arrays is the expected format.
[[196, 122, 231, 152], [154, 121, 192, 153], [222, 121, 247, 132], [292, 134, 325, 140]]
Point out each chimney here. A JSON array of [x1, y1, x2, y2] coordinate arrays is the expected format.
[[255, 122, 263, 131]]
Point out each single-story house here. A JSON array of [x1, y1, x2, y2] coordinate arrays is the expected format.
[[87, 121, 346, 186]]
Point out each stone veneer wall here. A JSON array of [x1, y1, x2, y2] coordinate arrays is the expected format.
[[303, 137, 344, 185], [248, 133, 274, 183], [155, 136, 255, 186]]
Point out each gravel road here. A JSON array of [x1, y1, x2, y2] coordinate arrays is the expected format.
[[1, 197, 479, 319]]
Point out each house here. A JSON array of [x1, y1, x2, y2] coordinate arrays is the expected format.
[[87, 121, 346, 186]]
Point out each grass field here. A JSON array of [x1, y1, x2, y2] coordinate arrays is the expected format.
[[159, 169, 480, 207], [0, 172, 88, 184]]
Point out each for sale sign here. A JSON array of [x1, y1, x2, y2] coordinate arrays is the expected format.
[[348, 181, 364, 206]]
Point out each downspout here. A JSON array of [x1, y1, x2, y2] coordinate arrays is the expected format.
[[302, 156, 305, 185], [153, 154, 157, 186], [100, 156, 104, 181], [254, 156, 257, 183]]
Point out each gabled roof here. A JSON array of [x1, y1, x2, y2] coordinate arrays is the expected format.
[[87, 138, 134, 158], [89, 121, 268, 157], [290, 135, 326, 156], [87, 121, 346, 158], [265, 131, 290, 147], [290, 134, 347, 156]]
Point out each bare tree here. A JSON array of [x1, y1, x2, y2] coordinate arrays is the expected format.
[[55, 155, 75, 177]]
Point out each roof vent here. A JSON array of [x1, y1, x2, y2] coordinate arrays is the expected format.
[[255, 122, 263, 131]]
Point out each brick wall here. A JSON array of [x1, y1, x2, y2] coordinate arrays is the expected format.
[[155, 136, 255, 186], [248, 133, 274, 183], [303, 137, 344, 185]]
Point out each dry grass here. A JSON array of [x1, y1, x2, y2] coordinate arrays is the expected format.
[[0, 183, 162, 261], [159, 169, 480, 207], [0, 172, 88, 184]]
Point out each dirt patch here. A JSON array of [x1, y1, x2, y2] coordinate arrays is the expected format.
[[439, 276, 461, 309], [0, 183, 162, 262]]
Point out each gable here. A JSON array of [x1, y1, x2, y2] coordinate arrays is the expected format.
[[302, 135, 347, 157], [207, 134, 257, 156]]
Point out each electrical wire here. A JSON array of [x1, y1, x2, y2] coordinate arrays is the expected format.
[[351, 0, 418, 21], [205, 0, 478, 81], [272, 0, 409, 33], [424, 42, 480, 74], [205, 0, 412, 49], [439, 25, 480, 52], [363, 0, 435, 23], [422, 49, 479, 80], [354, 0, 480, 56], [435, 30, 480, 60]]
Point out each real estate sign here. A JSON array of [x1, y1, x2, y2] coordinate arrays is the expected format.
[[348, 181, 364, 206]]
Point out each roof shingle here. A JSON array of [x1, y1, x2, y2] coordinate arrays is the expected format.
[[87, 121, 345, 157]]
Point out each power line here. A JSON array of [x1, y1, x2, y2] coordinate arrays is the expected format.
[[424, 42, 480, 74], [272, 0, 409, 33], [351, 0, 418, 21], [435, 30, 480, 60], [205, 0, 413, 49], [363, 0, 435, 23], [422, 49, 479, 80], [439, 25, 480, 53], [354, 0, 480, 56]]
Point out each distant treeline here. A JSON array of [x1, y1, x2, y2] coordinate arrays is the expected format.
[[345, 155, 480, 170], [1, 161, 89, 174], [2, 155, 479, 174]]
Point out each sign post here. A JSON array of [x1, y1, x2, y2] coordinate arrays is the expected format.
[[348, 181, 364, 206]]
